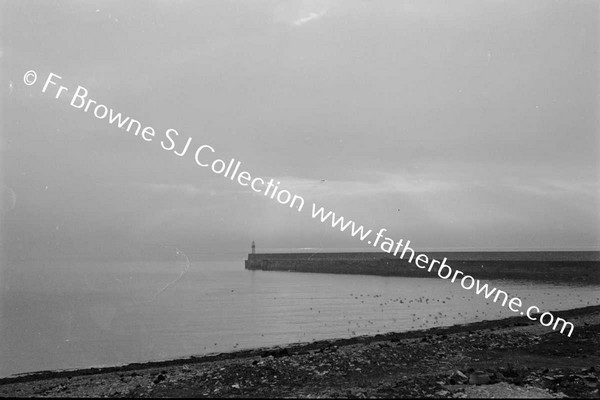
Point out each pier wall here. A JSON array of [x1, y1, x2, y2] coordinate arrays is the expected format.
[[245, 252, 600, 283]]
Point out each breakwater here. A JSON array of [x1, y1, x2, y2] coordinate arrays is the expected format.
[[245, 251, 600, 283]]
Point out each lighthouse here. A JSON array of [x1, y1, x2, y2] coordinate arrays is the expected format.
[[251, 240, 255, 254]]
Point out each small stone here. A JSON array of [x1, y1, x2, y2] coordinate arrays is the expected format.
[[452, 370, 468, 383]]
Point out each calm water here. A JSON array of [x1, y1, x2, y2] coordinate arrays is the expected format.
[[1, 260, 599, 378]]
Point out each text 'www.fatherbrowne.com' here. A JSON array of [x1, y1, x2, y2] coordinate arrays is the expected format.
[[26, 70, 575, 337], [310, 205, 574, 336]]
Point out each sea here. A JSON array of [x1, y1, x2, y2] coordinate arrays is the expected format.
[[1, 258, 599, 378]]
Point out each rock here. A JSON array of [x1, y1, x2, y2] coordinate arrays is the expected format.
[[469, 372, 491, 385], [153, 374, 166, 384], [273, 348, 289, 358], [582, 375, 598, 388], [452, 370, 468, 382]]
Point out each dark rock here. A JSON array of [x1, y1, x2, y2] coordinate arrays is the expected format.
[[469, 372, 491, 385]]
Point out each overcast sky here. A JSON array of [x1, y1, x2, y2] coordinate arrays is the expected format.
[[1, 0, 599, 261]]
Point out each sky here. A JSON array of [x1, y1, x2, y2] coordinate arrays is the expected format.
[[1, 0, 599, 261]]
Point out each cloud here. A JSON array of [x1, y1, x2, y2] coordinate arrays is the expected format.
[[139, 183, 203, 196], [272, 0, 332, 27], [256, 172, 454, 202], [293, 9, 327, 26]]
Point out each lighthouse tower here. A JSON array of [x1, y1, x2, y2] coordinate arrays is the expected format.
[[251, 240, 256, 254]]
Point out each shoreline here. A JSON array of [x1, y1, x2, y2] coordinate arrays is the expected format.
[[1, 305, 599, 397]]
